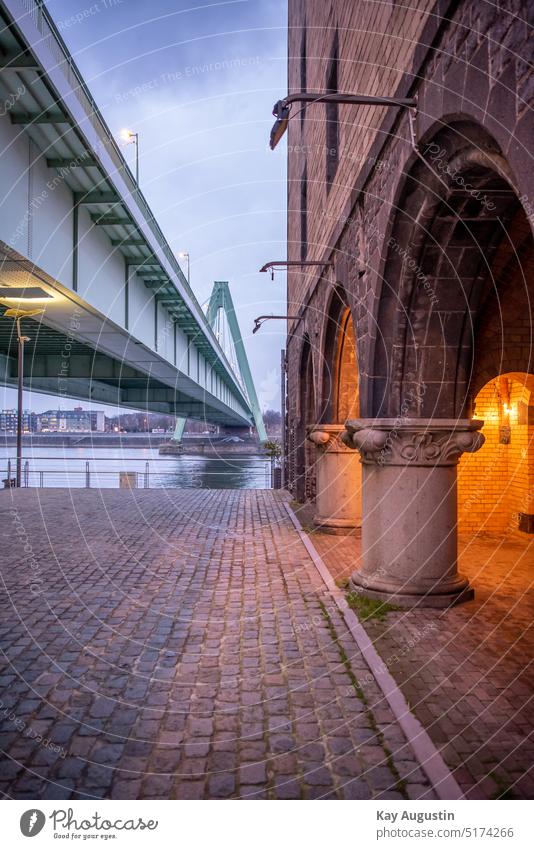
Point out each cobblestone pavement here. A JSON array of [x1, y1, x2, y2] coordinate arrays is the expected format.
[[304, 506, 534, 800], [0, 488, 435, 800]]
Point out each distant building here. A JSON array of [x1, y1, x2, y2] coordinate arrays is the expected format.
[[0, 409, 36, 433], [36, 408, 105, 433], [90, 411, 105, 432]]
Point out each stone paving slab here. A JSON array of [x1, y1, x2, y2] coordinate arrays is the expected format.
[[0, 489, 435, 800], [303, 504, 534, 800]]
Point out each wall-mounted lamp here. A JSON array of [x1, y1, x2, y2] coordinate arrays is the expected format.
[[259, 260, 333, 281], [497, 377, 513, 444], [253, 315, 300, 334], [269, 92, 417, 150]]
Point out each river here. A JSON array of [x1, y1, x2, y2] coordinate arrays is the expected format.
[[0, 446, 272, 489]]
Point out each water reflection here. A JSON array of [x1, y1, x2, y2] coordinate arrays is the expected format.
[[1, 447, 271, 489]]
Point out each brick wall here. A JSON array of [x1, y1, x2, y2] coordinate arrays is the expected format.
[[458, 376, 534, 535], [287, 0, 435, 312], [285, 0, 534, 501]]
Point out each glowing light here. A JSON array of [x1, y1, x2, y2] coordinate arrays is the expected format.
[[120, 128, 136, 143]]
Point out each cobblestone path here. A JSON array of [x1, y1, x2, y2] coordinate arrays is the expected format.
[[0, 489, 435, 800], [306, 510, 534, 800]]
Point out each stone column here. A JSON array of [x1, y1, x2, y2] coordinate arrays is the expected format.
[[307, 424, 362, 534], [341, 418, 485, 607]]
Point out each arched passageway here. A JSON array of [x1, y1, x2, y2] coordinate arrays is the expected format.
[[459, 373, 534, 536], [343, 121, 534, 605], [292, 335, 316, 503], [306, 291, 362, 533]]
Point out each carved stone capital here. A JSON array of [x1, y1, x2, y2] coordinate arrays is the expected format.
[[341, 418, 485, 466], [307, 424, 353, 454]]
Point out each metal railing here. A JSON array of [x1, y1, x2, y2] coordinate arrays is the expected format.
[[4, 456, 274, 489]]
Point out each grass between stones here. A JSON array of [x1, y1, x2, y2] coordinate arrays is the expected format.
[[318, 599, 408, 798], [346, 591, 399, 622]]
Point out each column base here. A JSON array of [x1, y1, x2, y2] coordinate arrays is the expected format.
[[349, 572, 474, 609], [312, 515, 361, 535], [312, 516, 362, 537]]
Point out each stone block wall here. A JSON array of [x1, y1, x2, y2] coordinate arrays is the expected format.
[[285, 0, 534, 502]]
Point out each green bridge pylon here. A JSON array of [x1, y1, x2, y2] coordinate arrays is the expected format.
[[173, 281, 267, 443]]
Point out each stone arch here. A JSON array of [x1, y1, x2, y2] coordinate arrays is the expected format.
[[458, 372, 534, 535], [322, 286, 359, 424], [321, 285, 359, 423], [292, 333, 316, 501], [369, 118, 533, 420]]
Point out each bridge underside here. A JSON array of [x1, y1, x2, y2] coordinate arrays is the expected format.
[[0, 253, 252, 426]]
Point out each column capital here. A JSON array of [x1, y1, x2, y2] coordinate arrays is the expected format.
[[307, 423, 353, 453], [341, 418, 485, 466]]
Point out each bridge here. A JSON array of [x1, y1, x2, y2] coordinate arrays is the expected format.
[[0, 0, 256, 430]]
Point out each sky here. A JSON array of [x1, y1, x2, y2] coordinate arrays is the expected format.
[[2, 0, 288, 414]]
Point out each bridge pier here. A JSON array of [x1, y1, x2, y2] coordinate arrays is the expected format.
[[219, 425, 253, 439], [342, 419, 484, 608], [307, 424, 361, 534]]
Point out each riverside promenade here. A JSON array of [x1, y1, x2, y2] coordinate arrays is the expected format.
[[0, 489, 531, 800]]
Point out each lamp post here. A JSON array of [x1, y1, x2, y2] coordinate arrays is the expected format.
[[178, 252, 190, 285], [3, 307, 44, 487], [120, 128, 139, 184]]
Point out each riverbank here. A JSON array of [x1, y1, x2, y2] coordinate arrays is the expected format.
[[159, 440, 264, 457], [1, 434, 267, 455], [1, 433, 169, 448]]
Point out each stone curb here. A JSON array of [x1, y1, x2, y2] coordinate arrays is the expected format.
[[284, 502, 464, 801]]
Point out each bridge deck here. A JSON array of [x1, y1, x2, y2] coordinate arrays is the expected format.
[[0, 0, 253, 425]]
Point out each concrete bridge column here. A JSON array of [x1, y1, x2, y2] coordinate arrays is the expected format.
[[307, 424, 362, 534], [341, 419, 485, 607]]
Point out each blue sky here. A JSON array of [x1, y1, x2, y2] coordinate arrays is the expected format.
[[3, 0, 288, 414]]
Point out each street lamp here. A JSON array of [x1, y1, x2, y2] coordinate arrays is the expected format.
[[120, 128, 139, 184], [178, 251, 190, 284], [2, 307, 44, 487], [269, 92, 417, 150], [259, 259, 334, 281], [253, 315, 300, 334]]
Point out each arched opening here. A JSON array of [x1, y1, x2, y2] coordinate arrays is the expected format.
[[335, 309, 359, 422], [354, 119, 534, 604], [458, 373, 534, 536], [293, 335, 316, 502], [370, 120, 534, 421], [322, 288, 359, 423]]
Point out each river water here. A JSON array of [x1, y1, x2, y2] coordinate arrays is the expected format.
[[0, 447, 271, 489]]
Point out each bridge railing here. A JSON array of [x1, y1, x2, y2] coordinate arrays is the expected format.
[[19, 0, 195, 300], [11, 0, 251, 412], [4, 456, 274, 489]]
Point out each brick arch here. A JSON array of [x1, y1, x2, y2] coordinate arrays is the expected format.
[[369, 119, 533, 419], [458, 371, 534, 535], [320, 285, 359, 423]]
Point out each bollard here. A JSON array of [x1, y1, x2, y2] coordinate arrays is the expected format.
[[85, 461, 90, 488], [24, 460, 29, 487], [144, 461, 150, 489], [120, 472, 137, 489]]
